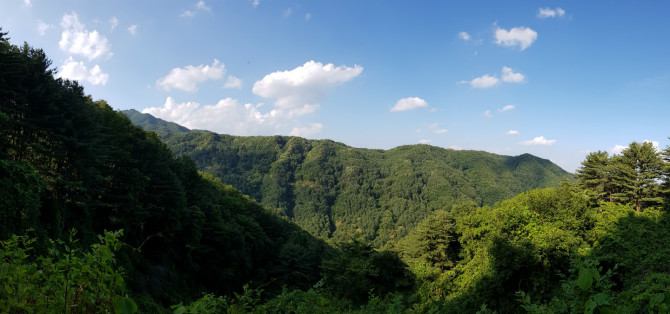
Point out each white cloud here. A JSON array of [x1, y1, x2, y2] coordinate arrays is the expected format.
[[470, 74, 499, 88], [252, 60, 363, 115], [483, 110, 492, 118], [37, 20, 52, 36], [506, 130, 519, 135], [57, 57, 109, 85], [458, 31, 471, 41], [498, 105, 515, 112], [252, 0, 260, 8], [449, 145, 463, 150], [305, 13, 311, 21], [283, 8, 293, 17], [501, 66, 525, 83], [391, 97, 428, 112], [110, 17, 118, 31], [127, 25, 138, 35], [520, 136, 556, 146], [419, 139, 432, 144], [538, 7, 566, 18], [434, 129, 448, 134], [224, 75, 243, 89], [24, 0, 31, 7], [143, 97, 324, 137], [467, 67, 524, 89], [144, 97, 281, 134], [611, 145, 626, 155], [59, 12, 113, 61], [290, 123, 322, 137], [495, 26, 537, 50], [196, 1, 211, 11], [156, 59, 226, 92]]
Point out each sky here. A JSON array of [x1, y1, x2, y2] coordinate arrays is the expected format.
[[2, 0, 669, 172]]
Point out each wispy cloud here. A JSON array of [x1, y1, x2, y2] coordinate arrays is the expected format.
[[498, 104, 515, 112], [458, 31, 471, 41], [127, 25, 138, 35], [506, 130, 519, 135], [538, 7, 566, 18]]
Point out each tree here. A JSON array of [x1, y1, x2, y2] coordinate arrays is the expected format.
[[612, 142, 663, 211], [576, 151, 612, 202]]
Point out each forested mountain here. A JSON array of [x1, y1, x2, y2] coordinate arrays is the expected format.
[[122, 109, 190, 133], [123, 111, 572, 245]]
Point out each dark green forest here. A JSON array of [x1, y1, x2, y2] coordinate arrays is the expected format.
[[3, 30, 670, 313], [124, 109, 571, 247]]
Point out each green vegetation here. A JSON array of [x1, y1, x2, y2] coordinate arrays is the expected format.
[[122, 113, 572, 246], [5, 28, 670, 313]]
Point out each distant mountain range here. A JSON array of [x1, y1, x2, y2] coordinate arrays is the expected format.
[[122, 110, 573, 245]]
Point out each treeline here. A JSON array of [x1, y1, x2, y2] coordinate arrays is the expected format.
[[124, 111, 572, 247], [0, 30, 334, 310]]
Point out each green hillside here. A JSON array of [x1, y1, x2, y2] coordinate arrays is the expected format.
[[123, 112, 573, 245]]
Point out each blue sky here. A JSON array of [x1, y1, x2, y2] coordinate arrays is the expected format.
[[2, 0, 669, 172]]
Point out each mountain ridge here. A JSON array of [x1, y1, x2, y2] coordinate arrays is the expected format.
[[121, 110, 573, 245]]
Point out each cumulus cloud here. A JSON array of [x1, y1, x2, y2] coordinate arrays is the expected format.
[[467, 67, 525, 88], [449, 145, 463, 150], [143, 97, 285, 135], [57, 57, 109, 85], [391, 97, 428, 112], [252, 60, 363, 115], [110, 17, 118, 31], [224, 75, 243, 89], [538, 7, 566, 18], [520, 136, 556, 146], [483, 110, 492, 118], [156, 59, 225, 92], [498, 105, 515, 112], [501, 66, 525, 83], [470, 74, 500, 88], [290, 123, 323, 137], [127, 25, 138, 35], [37, 20, 52, 36], [419, 139, 432, 144], [59, 12, 113, 61], [143, 97, 324, 137], [507, 130, 519, 135], [458, 31, 471, 41], [495, 26, 537, 50]]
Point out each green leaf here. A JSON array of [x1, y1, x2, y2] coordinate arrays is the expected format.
[[577, 267, 593, 291]]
